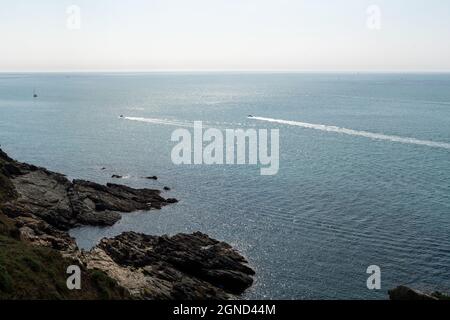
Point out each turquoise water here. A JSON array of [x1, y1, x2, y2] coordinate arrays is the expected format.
[[1, 73, 450, 299]]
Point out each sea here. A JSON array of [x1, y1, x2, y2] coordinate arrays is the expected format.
[[1, 72, 449, 299]]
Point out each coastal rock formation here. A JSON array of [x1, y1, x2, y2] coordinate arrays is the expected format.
[[389, 286, 439, 301], [14, 215, 79, 256], [0, 148, 255, 299], [1, 155, 171, 231], [83, 232, 255, 299]]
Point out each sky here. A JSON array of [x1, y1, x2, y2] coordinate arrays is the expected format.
[[1, 0, 450, 72]]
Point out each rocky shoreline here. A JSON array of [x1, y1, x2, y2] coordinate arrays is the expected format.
[[389, 285, 450, 301], [2, 148, 448, 300], [0, 148, 254, 299]]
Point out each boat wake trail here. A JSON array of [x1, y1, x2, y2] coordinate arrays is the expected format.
[[250, 116, 450, 150], [123, 117, 194, 128]]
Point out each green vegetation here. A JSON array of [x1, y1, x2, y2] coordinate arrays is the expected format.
[[0, 208, 17, 238], [0, 152, 130, 300], [0, 232, 130, 299]]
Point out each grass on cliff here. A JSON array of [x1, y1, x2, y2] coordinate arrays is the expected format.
[[0, 229, 130, 300], [0, 205, 130, 299], [0, 156, 130, 300]]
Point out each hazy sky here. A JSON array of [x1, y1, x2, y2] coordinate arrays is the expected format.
[[1, 0, 450, 71]]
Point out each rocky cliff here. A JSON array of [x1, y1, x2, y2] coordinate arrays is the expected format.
[[0, 148, 254, 299]]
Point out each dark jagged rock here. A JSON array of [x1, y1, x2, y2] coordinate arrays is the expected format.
[[389, 286, 438, 300], [14, 215, 79, 255], [73, 180, 168, 217], [2, 162, 23, 176], [84, 231, 254, 299], [0, 151, 174, 230], [163, 186, 171, 191], [0, 148, 254, 300], [0, 148, 14, 162]]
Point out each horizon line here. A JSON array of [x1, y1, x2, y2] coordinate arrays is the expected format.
[[1, 69, 450, 74]]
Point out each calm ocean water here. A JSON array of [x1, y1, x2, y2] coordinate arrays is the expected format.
[[1, 73, 450, 299]]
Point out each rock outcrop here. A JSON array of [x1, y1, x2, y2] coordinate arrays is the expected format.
[[1, 155, 171, 232], [0, 148, 255, 299], [389, 286, 440, 301], [83, 232, 255, 299]]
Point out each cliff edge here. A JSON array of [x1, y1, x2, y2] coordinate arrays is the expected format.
[[0, 148, 254, 299]]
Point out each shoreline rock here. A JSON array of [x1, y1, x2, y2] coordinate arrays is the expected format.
[[389, 286, 449, 301], [0, 148, 254, 299], [2, 162, 172, 230], [83, 231, 254, 299]]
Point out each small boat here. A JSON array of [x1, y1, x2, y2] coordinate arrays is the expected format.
[[33, 89, 38, 98], [119, 115, 124, 118], [248, 115, 253, 118]]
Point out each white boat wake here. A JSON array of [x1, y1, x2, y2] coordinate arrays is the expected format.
[[250, 116, 450, 150], [123, 116, 194, 128]]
